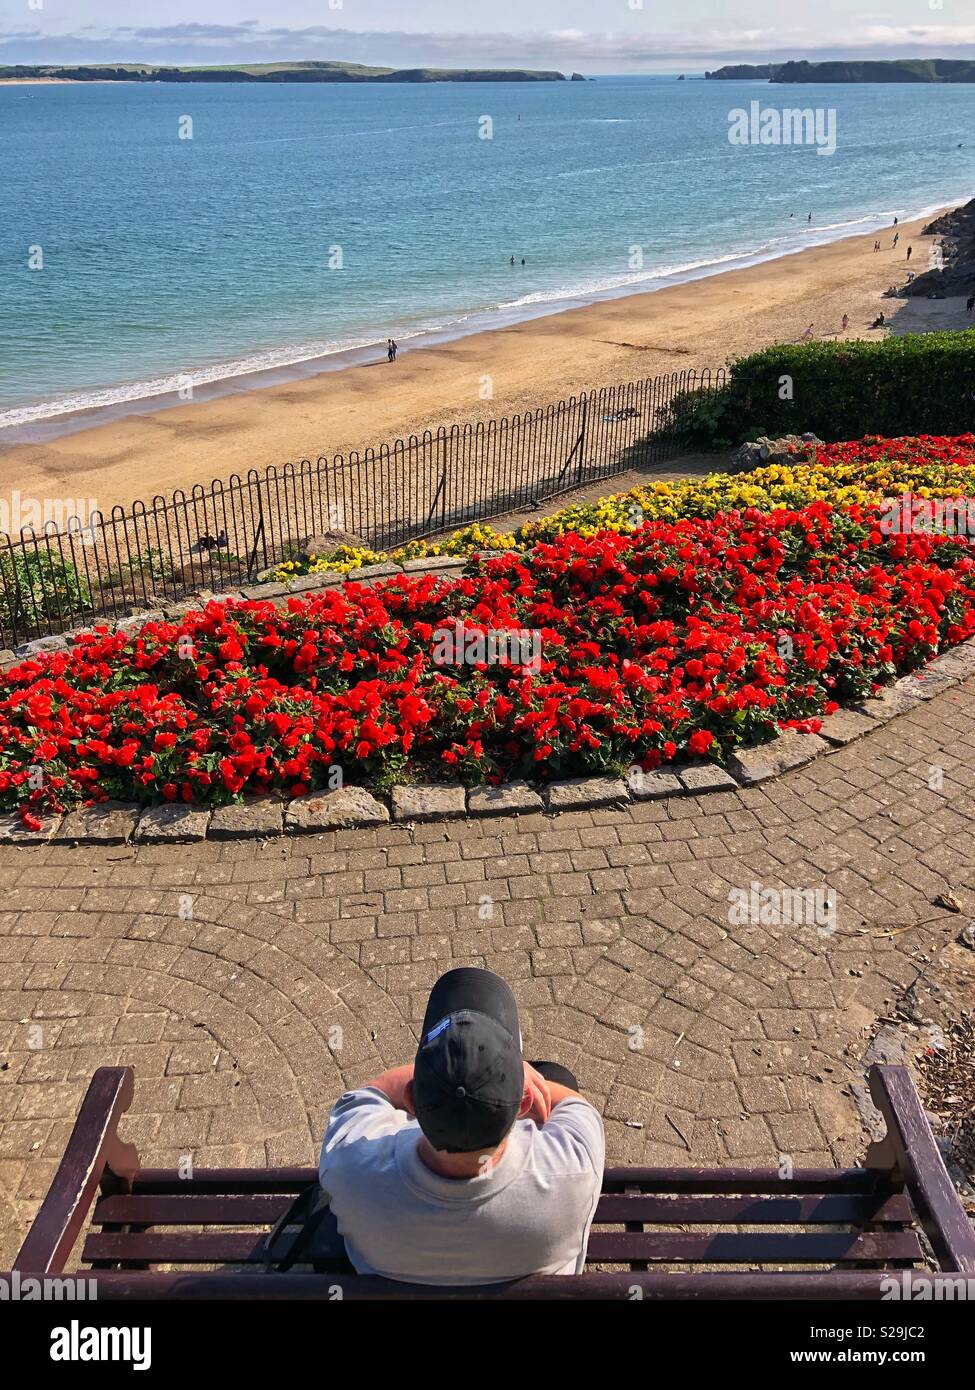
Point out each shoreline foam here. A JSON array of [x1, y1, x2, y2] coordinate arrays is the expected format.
[[0, 192, 966, 444], [1, 205, 971, 514]]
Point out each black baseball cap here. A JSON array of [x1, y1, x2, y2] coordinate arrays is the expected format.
[[413, 968, 525, 1153]]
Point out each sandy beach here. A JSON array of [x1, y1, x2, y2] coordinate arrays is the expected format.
[[2, 207, 970, 513]]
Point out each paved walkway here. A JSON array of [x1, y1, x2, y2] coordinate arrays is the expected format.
[[2, 676, 975, 1265]]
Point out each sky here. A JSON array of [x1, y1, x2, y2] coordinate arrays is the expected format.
[[2, 1, 974, 72]]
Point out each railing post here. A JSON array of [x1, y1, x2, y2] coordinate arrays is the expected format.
[[576, 395, 588, 488], [247, 487, 267, 580], [439, 431, 449, 532]]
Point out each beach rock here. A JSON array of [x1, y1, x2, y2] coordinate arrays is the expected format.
[[908, 197, 975, 297], [730, 434, 822, 473]]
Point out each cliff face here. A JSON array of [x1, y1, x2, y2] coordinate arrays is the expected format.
[[771, 58, 975, 83], [903, 198, 975, 298], [705, 58, 975, 83], [705, 65, 776, 79], [0, 62, 567, 84]]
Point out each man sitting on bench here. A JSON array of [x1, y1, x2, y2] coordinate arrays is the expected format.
[[319, 967, 605, 1284]]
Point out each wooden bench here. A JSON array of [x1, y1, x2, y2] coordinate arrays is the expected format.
[[9, 1063, 975, 1299]]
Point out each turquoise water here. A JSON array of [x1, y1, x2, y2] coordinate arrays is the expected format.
[[1, 75, 972, 428]]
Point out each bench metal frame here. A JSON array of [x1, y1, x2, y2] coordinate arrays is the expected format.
[[8, 1063, 975, 1299]]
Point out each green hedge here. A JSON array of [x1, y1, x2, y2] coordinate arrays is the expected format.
[[667, 331, 975, 447]]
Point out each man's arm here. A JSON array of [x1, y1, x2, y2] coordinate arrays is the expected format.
[[546, 1080, 585, 1109], [522, 1063, 588, 1124], [359, 1060, 589, 1127], [358, 1063, 415, 1113]]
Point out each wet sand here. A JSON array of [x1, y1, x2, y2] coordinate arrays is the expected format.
[[1, 207, 967, 514]]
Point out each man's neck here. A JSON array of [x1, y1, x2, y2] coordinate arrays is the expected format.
[[417, 1135, 508, 1179]]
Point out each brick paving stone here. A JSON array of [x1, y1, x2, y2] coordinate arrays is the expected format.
[[3, 675, 975, 1265]]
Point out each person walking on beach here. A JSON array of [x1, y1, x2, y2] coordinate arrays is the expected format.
[[893, 232, 899, 248], [967, 295, 975, 314], [801, 324, 814, 341], [390, 339, 398, 362], [841, 313, 849, 333], [906, 245, 912, 262]]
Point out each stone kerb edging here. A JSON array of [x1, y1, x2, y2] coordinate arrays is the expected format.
[[3, 560, 975, 845]]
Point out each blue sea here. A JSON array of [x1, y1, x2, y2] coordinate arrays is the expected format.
[[1, 75, 972, 432]]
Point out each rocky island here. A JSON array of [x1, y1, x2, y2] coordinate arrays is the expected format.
[[706, 58, 975, 82]]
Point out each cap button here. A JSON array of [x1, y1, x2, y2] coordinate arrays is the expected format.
[[455, 1086, 466, 1098]]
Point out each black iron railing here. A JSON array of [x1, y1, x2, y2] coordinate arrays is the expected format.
[[0, 366, 725, 647]]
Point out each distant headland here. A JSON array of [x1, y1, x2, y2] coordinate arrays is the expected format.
[[705, 58, 975, 83], [0, 61, 570, 85]]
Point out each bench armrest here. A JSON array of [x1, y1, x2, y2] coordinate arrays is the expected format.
[[865, 1063, 975, 1273], [13, 1066, 140, 1274]]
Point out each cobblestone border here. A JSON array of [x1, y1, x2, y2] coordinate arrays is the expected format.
[[3, 563, 975, 845]]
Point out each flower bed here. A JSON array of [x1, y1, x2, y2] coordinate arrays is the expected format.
[[3, 472, 975, 821], [271, 434, 975, 580]]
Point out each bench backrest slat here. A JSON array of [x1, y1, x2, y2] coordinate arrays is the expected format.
[[91, 1190, 915, 1229], [81, 1227, 924, 1269]]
